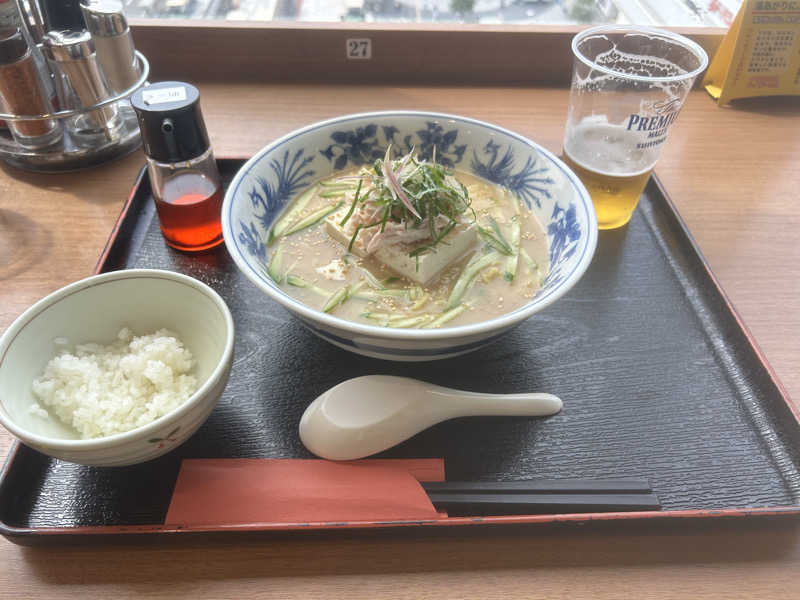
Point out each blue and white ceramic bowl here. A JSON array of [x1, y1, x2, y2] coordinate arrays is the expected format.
[[222, 112, 597, 361]]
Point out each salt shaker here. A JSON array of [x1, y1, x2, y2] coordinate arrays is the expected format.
[[131, 81, 223, 252], [0, 28, 62, 149], [42, 29, 119, 141], [81, 0, 139, 95]]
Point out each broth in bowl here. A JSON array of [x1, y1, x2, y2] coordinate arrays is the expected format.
[[263, 149, 549, 329], [223, 111, 598, 361]]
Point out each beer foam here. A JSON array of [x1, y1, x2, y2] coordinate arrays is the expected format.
[[576, 40, 693, 98], [594, 48, 687, 79]]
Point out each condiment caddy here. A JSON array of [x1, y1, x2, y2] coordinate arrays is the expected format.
[[0, 0, 149, 171]]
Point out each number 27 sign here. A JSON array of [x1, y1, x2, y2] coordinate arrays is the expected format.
[[346, 38, 372, 60]]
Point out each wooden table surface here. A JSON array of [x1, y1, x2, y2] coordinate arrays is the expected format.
[[1, 84, 799, 599]]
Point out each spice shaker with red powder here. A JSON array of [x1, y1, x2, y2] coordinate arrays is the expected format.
[[0, 28, 62, 149], [131, 82, 223, 252]]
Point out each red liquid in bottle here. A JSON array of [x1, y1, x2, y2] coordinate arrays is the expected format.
[[155, 171, 223, 252]]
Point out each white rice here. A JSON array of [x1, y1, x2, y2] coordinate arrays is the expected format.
[[31, 327, 198, 439]]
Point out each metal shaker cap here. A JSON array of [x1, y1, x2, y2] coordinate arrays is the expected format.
[[42, 30, 96, 61], [0, 28, 29, 65], [81, 0, 129, 37], [131, 81, 211, 163]]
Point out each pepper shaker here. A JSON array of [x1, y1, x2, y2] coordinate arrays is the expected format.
[[81, 0, 139, 95], [131, 82, 223, 252], [0, 28, 62, 149], [42, 29, 119, 141], [0, 1, 58, 118]]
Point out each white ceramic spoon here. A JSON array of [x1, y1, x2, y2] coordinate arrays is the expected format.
[[299, 375, 562, 461]]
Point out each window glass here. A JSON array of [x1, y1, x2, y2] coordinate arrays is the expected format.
[[127, 0, 742, 27]]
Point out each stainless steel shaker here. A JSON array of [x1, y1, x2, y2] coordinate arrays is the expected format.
[[80, 0, 140, 95], [42, 29, 120, 140]]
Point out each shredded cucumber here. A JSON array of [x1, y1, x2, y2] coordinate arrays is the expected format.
[[503, 215, 521, 283], [423, 304, 468, 328], [285, 274, 329, 298], [387, 315, 436, 328], [446, 251, 500, 309], [269, 185, 317, 243], [322, 285, 350, 313], [283, 201, 344, 237], [266, 244, 284, 283]]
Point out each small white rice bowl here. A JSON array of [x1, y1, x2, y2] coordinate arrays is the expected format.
[[0, 269, 234, 467]]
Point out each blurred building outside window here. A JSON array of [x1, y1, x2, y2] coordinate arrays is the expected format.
[[122, 0, 742, 27]]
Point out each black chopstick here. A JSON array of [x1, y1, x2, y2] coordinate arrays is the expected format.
[[421, 479, 660, 514], [425, 492, 661, 513], [422, 478, 652, 495]]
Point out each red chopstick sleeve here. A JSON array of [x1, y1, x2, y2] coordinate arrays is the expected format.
[[164, 458, 446, 527]]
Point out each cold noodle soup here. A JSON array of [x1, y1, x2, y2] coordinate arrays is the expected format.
[[263, 149, 549, 329]]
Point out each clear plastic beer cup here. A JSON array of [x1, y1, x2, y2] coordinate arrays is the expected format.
[[563, 26, 708, 229]]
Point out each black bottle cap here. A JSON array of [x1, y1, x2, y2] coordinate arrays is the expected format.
[[41, 0, 87, 31], [0, 29, 29, 65], [131, 82, 210, 163]]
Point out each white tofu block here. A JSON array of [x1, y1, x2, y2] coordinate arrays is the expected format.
[[325, 209, 477, 284]]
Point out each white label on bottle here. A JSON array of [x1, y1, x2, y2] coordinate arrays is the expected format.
[[142, 86, 187, 105]]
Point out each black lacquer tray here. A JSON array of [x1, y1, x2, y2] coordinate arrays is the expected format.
[[1, 159, 799, 545]]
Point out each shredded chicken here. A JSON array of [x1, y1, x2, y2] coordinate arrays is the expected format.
[[332, 148, 471, 256], [339, 200, 450, 255]]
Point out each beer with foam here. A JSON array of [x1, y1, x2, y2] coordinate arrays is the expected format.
[[563, 26, 708, 229]]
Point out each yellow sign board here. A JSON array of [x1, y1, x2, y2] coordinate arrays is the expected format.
[[704, 0, 800, 105]]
